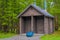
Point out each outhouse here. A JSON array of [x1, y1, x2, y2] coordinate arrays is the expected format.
[[17, 4, 54, 34]]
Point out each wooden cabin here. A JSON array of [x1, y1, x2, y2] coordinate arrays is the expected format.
[[17, 4, 54, 34]]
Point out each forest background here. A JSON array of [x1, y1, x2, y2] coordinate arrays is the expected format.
[[0, 0, 60, 33]]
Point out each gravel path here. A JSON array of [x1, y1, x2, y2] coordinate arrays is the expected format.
[[0, 34, 44, 40]]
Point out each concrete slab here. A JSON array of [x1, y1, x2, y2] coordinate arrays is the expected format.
[[0, 34, 44, 40]]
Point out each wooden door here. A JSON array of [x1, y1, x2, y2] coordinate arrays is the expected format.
[[36, 16, 44, 34], [24, 17, 31, 33]]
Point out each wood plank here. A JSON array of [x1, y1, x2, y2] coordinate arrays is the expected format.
[[20, 17, 22, 34], [31, 16, 34, 31]]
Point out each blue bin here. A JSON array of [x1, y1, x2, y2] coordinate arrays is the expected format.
[[26, 32, 34, 37]]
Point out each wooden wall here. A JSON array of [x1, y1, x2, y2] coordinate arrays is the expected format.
[[44, 17, 49, 34], [19, 16, 54, 34], [49, 18, 54, 33], [19, 17, 24, 34], [33, 16, 44, 34], [44, 17, 54, 34], [23, 17, 31, 33], [21, 7, 43, 16], [19, 6, 54, 34]]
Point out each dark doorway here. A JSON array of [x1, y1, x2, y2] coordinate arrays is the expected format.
[[23, 17, 31, 33], [34, 16, 44, 34]]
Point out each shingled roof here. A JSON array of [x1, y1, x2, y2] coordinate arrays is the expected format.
[[17, 4, 54, 18]]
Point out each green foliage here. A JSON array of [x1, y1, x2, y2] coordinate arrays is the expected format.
[[41, 31, 60, 40], [0, 32, 16, 38]]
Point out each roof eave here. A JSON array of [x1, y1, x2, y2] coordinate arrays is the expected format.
[[17, 4, 54, 18]]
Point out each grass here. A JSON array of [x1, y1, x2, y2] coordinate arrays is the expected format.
[[41, 30, 60, 40], [0, 32, 16, 38]]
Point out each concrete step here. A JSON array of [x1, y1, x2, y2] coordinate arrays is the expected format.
[[20, 34, 44, 40]]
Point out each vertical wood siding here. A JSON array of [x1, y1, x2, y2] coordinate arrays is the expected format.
[[19, 17, 24, 34], [33, 16, 44, 34], [22, 7, 42, 16], [49, 18, 53, 33], [23, 17, 31, 33], [44, 17, 49, 34]]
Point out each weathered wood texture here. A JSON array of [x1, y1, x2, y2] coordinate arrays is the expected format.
[[19, 17, 23, 34], [44, 17, 49, 34], [31, 16, 34, 31], [23, 17, 31, 33], [19, 5, 54, 34], [22, 7, 43, 16], [44, 17, 54, 34], [33, 16, 44, 34], [19, 17, 54, 34], [49, 18, 53, 33]]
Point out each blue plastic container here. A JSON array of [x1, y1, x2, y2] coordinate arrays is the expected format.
[[26, 32, 34, 37]]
